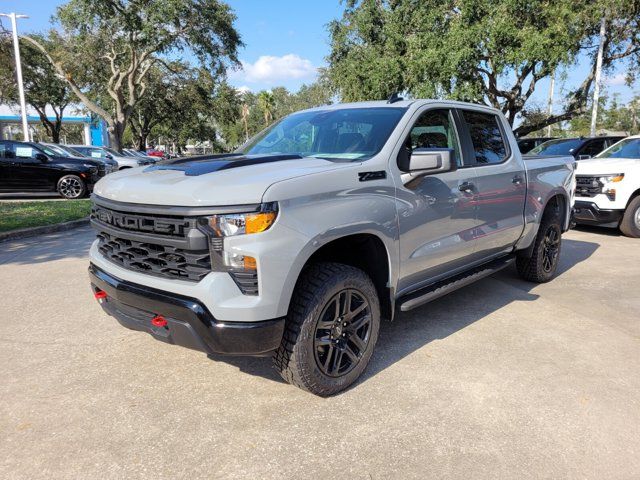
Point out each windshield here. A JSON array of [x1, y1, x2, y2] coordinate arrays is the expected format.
[[237, 107, 407, 160], [38, 144, 63, 156], [104, 147, 121, 156], [61, 146, 87, 157], [530, 138, 582, 155], [596, 138, 640, 159]]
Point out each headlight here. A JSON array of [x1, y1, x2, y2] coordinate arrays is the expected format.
[[599, 173, 624, 183], [198, 203, 278, 272], [203, 203, 278, 237]]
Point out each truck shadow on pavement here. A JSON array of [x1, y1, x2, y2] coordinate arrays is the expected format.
[[0, 227, 94, 266], [210, 238, 600, 390]]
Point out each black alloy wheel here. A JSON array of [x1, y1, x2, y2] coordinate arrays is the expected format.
[[313, 289, 372, 377], [541, 224, 561, 273]]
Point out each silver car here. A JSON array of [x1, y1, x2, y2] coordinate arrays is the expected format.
[[68, 145, 153, 170]]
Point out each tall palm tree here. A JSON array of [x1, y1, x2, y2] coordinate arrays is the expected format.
[[257, 91, 276, 127], [241, 103, 250, 141]]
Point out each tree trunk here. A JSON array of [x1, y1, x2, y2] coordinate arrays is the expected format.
[[51, 121, 61, 143], [108, 120, 126, 152], [137, 133, 148, 151]]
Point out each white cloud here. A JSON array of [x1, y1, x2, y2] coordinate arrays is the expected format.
[[236, 85, 252, 94], [234, 54, 317, 83], [604, 73, 627, 86]]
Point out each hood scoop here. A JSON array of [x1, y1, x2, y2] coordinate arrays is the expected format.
[[144, 153, 306, 176]]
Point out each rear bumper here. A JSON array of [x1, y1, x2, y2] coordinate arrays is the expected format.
[[573, 201, 623, 226], [89, 263, 285, 356]]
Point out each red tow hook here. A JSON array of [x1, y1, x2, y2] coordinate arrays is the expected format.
[[94, 290, 108, 303], [151, 315, 168, 328]]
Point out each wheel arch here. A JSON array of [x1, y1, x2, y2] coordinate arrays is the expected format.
[[281, 231, 396, 322]]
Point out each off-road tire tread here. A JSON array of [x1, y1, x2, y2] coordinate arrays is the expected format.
[[516, 210, 562, 283], [273, 262, 379, 396]]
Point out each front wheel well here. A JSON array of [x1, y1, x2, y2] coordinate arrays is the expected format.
[[300, 234, 392, 320], [626, 188, 640, 208]]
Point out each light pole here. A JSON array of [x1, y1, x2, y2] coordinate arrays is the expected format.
[[0, 12, 29, 141]]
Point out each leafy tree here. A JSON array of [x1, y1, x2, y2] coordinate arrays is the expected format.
[[0, 33, 72, 142], [327, 0, 640, 136], [21, 0, 242, 151]]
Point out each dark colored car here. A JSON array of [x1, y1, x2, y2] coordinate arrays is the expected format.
[[529, 136, 625, 159], [517, 137, 556, 154], [0, 140, 108, 199], [39, 143, 119, 172]]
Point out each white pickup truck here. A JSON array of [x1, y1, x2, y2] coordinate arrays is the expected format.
[[574, 135, 640, 237], [88, 99, 575, 395]]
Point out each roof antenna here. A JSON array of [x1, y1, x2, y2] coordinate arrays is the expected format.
[[387, 92, 403, 104]]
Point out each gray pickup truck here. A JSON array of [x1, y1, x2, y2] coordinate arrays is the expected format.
[[88, 99, 575, 395]]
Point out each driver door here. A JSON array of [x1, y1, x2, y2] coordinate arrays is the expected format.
[[10, 144, 53, 190], [394, 108, 480, 294]]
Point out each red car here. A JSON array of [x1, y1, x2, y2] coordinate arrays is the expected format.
[[146, 149, 165, 159]]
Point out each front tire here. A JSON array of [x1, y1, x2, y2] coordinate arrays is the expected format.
[[273, 262, 380, 396], [57, 175, 86, 199], [620, 196, 640, 238], [516, 210, 562, 283]]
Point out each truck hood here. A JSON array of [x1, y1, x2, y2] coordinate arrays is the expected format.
[[576, 157, 640, 175], [93, 153, 351, 206]]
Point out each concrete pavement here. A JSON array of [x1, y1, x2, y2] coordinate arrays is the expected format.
[[1, 226, 639, 479]]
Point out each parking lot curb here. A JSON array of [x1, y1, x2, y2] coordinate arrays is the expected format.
[[0, 217, 90, 243]]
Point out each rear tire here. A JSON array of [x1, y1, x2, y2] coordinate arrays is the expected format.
[[619, 196, 640, 238], [273, 262, 380, 396], [516, 209, 562, 283], [57, 175, 86, 199]]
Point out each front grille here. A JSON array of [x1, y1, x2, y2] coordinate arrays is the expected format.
[[92, 203, 211, 282], [97, 231, 211, 281], [576, 176, 603, 198], [92, 200, 260, 293], [92, 205, 194, 237]]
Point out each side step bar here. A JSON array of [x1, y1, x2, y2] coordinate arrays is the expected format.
[[397, 255, 516, 312]]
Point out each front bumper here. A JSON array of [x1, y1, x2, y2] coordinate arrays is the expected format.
[[573, 201, 623, 226], [89, 263, 285, 356]]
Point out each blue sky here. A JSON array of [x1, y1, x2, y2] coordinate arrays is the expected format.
[[1, 0, 637, 106]]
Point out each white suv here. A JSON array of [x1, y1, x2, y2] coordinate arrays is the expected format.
[[574, 135, 640, 237]]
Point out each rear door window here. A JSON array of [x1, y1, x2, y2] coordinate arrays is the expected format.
[[580, 140, 605, 158], [461, 111, 508, 165]]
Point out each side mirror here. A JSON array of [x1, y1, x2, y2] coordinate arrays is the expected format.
[[402, 148, 456, 183], [578, 154, 591, 160], [35, 153, 48, 162]]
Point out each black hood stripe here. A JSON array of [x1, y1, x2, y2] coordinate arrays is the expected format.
[[144, 154, 308, 176]]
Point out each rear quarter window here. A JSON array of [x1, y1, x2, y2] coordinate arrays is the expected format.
[[462, 111, 508, 164]]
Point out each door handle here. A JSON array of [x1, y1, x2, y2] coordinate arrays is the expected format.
[[512, 175, 523, 185], [458, 181, 475, 193]]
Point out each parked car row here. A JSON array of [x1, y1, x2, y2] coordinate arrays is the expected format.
[[518, 135, 624, 158], [0, 140, 159, 199]]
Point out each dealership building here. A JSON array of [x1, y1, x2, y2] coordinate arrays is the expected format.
[[0, 104, 107, 146]]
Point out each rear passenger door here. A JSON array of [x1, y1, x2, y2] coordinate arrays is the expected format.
[[458, 109, 526, 261]]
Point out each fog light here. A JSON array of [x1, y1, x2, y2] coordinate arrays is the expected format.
[[604, 188, 616, 200]]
